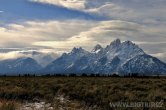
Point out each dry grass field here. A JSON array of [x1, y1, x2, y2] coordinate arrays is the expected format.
[[0, 77, 165, 110]]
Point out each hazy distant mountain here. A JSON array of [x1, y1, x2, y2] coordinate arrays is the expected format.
[[43, 39, 166, 75], [19, 51, 59, 67], [0, 50, 59, 67], [0, 57, 42, 75]]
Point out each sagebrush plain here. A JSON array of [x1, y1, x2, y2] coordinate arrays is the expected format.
[[0, 77, 165, 110]]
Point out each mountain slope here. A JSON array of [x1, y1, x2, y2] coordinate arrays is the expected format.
[[0, 57, 42, 75], [43, 47, 93, 74], [44, 39, 166, 75], [120, 54, 166, 75]]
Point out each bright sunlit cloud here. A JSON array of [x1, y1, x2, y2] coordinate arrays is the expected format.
[[30, 0, 86, 9]]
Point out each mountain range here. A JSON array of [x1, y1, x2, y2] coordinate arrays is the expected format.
[[0, 39, 166, 75]]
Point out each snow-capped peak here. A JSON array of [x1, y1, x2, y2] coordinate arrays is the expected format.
[[70, 47, 90, 57], [103, 39, 145, 64]]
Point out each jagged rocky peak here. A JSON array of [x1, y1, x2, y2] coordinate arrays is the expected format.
[[105, 38, 121, 51], [121, 40, 142, 50], [72, 47, 82, 51], [122, 40, 136, 46], [110, 38, 121, 47], [71, 47, 86, 54], [92, 44, 103, 53]]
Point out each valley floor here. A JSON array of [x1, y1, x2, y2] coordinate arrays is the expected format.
[[0, 77, 165, 110]]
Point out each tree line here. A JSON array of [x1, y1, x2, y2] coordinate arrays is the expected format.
[[0, 73, 163, 78]]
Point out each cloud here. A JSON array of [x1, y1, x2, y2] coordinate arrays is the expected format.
[[31, 20, 145, 49], [151, 52, 166, 63], [0, 51, 26, 60], [0, 0, 97, 24], [62, 20, 166, 45], [0, 20, 96, 48], [30, 0, 86, 9], [0, 49, 60, 66], [0, 11, 3, 13], [29, 0, 166, 26]]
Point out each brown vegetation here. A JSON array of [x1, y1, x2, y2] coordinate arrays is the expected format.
[[0, 77, 165, 110]]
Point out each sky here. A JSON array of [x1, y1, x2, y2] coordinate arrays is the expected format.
[[0, 0, 166, 63]]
